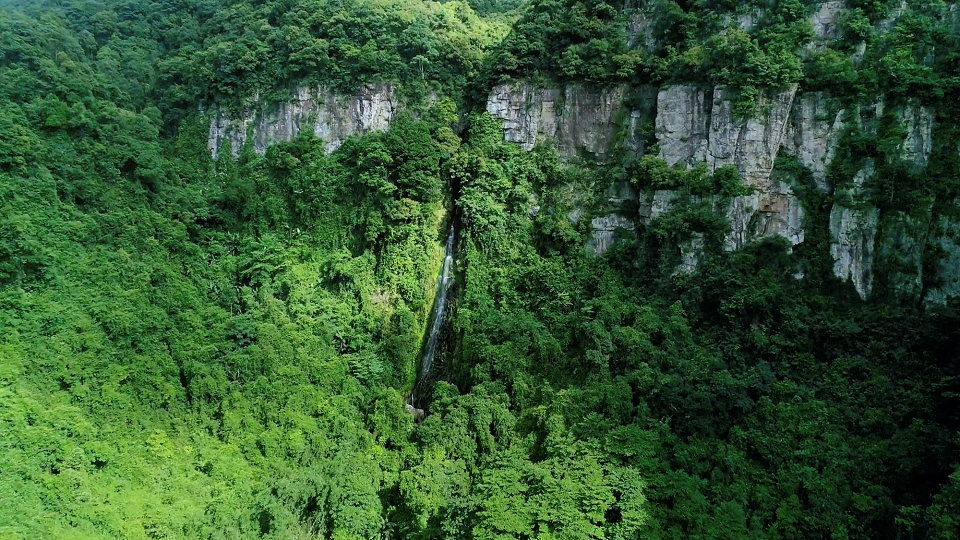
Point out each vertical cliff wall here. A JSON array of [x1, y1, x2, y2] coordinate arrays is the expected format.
[[485, 82, 641, 159], [208, 84, 396, 158], [199, 1, 960, 304], [653, 85, 805, 251], [485, 80, 955, 302]]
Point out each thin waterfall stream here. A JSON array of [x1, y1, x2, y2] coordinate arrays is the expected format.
[[408, 226, 455, 415]]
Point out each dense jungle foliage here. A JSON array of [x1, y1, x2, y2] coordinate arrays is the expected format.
[[489, 0, 960, 113], [1, 0, 960, 538]]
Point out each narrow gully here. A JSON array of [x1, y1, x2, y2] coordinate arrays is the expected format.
[[407, 225, 456, 417]]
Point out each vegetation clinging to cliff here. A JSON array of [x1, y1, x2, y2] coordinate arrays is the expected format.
[[2, 0, 960, 538], [488, 0, 960, 115]]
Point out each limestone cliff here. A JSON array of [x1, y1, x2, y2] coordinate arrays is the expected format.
[[487, 84, 805, 255], [201, 2, 959, 304], [477, 0, 960, 302], [654, 85, 804, 251], [485, 79, 953, 302], [485, 82, 643, 160], [781, 92, 843, 192], [829, 162, 878, 299], [208, 84, 396, 158]]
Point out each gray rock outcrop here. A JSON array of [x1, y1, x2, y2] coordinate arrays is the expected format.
[[830, 204, 879, 299], [208, 84, 396, 158], [656, 85, 711, 167], [652, 85, 802, 250], [485, 82, 629, 159], [899, 104, 935, 171], [588, 214, 636, 255], [824, 101, 935, 299], [705, 87, 796, 187], [483, 77, 949, 302], [626, 3, 660, 51], [637, 190, 678, 225], [783, 92, 844, 191], [586, 181, 638, 256], [926, 212, 960, 304], [830, 163, 878, 299], [810, 1, 847, 42], [709, 87, 802, 249]]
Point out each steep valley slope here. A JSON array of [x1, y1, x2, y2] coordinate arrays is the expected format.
[[1, 0, 960, 538]]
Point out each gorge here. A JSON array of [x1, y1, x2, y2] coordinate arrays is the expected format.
[[2, 0, 960, 537]]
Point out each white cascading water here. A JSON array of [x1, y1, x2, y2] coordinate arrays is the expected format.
[[410, 226, 455, 408]]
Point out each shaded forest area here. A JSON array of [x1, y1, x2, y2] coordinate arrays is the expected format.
[[1, 0, 960, 539]]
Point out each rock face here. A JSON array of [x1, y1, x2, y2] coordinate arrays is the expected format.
[[587, 181, 639, 256], [783, 92, 844, 191], [485, 82, 630, 159], [637, 190, 677, 225], [486, 78, 954, 302], [899, 104, 935, 170], [705, 86, 796, 186], [824, 101, 935, 299], [405, 403, 425, 422], [625, 0, 666, 51], [810, 1, 847, 42], [830, 162, 878, 299], [588, 214, 636, 255], [656, 86, 711, 167], [830, 205, 879, 298], [711, 87, 802, 249], [652, 85, 803, 250], [208, 84, 396, 158]]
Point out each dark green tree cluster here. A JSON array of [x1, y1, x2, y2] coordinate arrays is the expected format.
[[161, 0, 509, 106], [487, 0, 810, 103]]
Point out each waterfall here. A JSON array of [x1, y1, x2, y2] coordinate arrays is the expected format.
[[411, 226, 455, 407]]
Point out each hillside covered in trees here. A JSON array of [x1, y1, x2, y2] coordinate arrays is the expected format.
[[1, 0, 960, 538]]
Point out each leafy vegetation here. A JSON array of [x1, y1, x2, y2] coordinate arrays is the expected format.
[[486, 0, 960, 115], [0, 2, 464, 535], [1, 0, 960, 538], [486, 0, 812, 112]]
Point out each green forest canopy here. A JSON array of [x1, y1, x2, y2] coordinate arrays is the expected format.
[[1, 0, 960, 539]]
